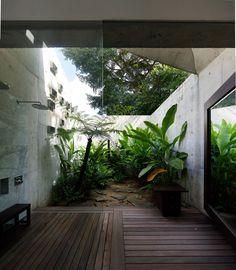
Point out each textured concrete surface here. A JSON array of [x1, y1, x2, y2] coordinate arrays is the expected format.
[[2, 0, 234, 21], [148, 49, 235, 211], [0, 48, 75, 211]]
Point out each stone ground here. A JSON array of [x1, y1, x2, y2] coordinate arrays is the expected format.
[[77, 179, 154, 207]]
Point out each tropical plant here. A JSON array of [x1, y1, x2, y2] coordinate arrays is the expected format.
[[113, 124, 153, 182], [128, 104, 188, 186], [211, 120, 236, 212], [52, 174, 81, 205], [70, 113, 116, 191], [85, 142, 114, 189], [54, 128, 81, 177]]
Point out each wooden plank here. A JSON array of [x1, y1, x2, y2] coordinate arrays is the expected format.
[[124, 231, 222, 236], [92, 212, 109, 270], [0, 213, 61, 270], [25, 213, 73, 269], [125, 239, 228, 245], [0, 206, 235, 270], [0, 212, 50, 256], [86, 213, 105, 269], [110, 209, 125, 270], [41, 213, 84, 270], [69, 213, 98, 270], [125, 244, 233, 251], [34, 207, 113, 213], [125, 250, 236, 257], [125, 256, 236, 264], [14, 213, 71, 270], [124, 235, 225, 240], [62, 213, 96, 270], [102, 213, 113, 270], [123, 224, 213, 228], [124, 227, 215, 232], [78, 214, 101, 269], [54, 213, 90, 270], [36, 214, 78, 270], [126, 264, 236, 270]]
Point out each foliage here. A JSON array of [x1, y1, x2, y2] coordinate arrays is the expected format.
[[54, 128, 81, 177], [53, 114, 116, 203], [63, 48, 189, 115], [211, 120, 236, 213], [70, 113, 115, 140], [69, 112, 116, 191], [110, 125, 153, 183], [85, 142, 114, 189], [128, 104, 188, 185], [51, 174, 82, 205]]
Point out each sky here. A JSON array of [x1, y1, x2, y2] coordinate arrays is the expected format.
[[54, 48, 98, 115]]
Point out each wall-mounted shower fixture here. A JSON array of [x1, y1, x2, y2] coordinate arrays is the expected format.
[[0, 81, 10, 90], [16, 100, 49, 110]]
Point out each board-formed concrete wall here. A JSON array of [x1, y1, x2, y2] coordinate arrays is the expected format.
[[0, 49, 60, 211], [148, 48, 235, 211]]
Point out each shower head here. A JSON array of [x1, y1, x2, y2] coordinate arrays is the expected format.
[[16, 100, 49, 110], [32, 103, 49, 110]]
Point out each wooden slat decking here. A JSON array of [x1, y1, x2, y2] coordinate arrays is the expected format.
[[0, 207, 235, 270]]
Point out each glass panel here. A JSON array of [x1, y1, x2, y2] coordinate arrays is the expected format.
[[210, 89, 236, 234], [0, 23, 103, 209]]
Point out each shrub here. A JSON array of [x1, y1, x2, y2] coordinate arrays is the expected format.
[[52, 174, 82, 205], [211, 120, 236, 213]]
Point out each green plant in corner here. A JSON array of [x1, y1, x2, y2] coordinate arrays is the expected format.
[[54, 127, 81, 177], [129, 104, 188, 186], [86, 141, 114, 189], [53, 128, 82, 204], [70, 112, 116, 192], [115, 124, 153, 181], [211, 120, 236, 212]]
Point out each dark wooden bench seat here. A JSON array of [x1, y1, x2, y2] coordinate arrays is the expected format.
[[0, 204, 31, 234]]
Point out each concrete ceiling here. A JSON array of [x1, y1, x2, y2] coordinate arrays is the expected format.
[[2, 0, 234, 21], [126, 48, 226, 73]]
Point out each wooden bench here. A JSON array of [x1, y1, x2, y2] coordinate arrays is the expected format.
[[0, 204, 31, 235]]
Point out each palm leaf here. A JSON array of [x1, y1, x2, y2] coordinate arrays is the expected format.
[[144, 121, 162, 138], [161, 104, 177, 137]]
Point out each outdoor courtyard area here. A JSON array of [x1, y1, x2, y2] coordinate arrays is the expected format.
[[0, 22, 235, 270], [0, 206, 236, 270]]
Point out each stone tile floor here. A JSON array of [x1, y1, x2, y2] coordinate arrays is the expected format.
[[76, 179, 154, 208]]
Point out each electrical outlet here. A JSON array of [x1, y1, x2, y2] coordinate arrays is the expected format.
[[15, 175, 23, 185], [0, 178, 9, 194]]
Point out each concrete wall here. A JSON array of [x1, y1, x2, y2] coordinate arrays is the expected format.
[[0, 49, 56, 211], [2, 0, 234, 21], [148, 48, 235, 211]]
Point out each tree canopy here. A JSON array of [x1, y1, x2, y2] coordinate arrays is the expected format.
[[63, 48, 189, 115]]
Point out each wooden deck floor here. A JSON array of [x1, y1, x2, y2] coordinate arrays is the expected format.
[[0, 207, 235, 270]]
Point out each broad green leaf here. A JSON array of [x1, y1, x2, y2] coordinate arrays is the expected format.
[[128, 133, 155, 147], [168, 157, 184, 170], [144, 121, 163, 138], [138, 164, 154, 178], [216, 120, 231, 154], [179, 121, 188, 145], [161, 104, 177, 137]]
